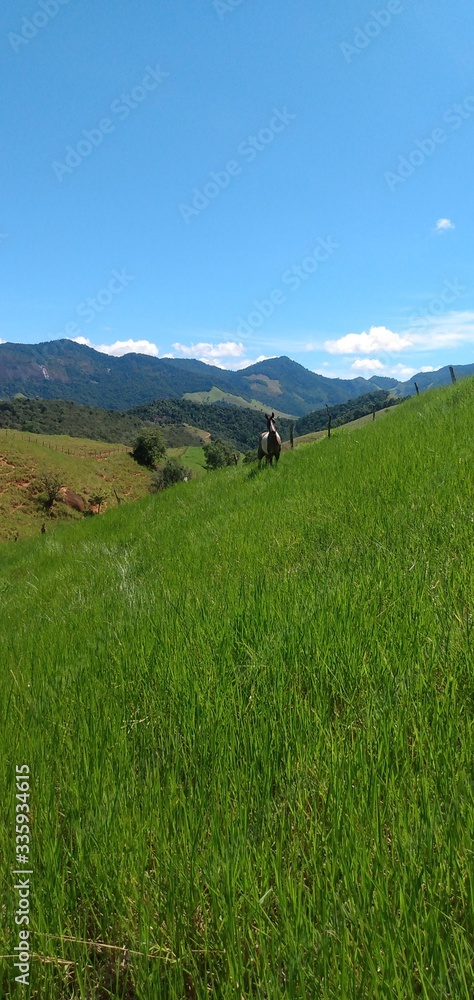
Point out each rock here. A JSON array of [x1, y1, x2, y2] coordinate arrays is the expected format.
[[59, 488, 86, 513]]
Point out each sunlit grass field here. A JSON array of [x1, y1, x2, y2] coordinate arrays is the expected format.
[[183, 386, 295, 419], [167, 445, 208, 477], [1, 381, 473, 998]]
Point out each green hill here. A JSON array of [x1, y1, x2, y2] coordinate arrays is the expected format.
[[0, 397, 146, 444], [130, 398, 293, 452], [1, 379, 473, 998], [183, 385, 295, 418], [0, 340, 384, 415], [0, 429, 152, 541], [0, 395, 293, 454]]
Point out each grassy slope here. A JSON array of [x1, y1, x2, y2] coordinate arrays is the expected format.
[[167, 445, 208, 476], [286, 404, 400, 449], [0, 431, 208, 541], [0, 429, 151, 541], [1, 381, 474, 998], [183, 386, 296, 419]]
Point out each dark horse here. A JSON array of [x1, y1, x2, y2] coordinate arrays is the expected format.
[[258, 412, 282, 467]]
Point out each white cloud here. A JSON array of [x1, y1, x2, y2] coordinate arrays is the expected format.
[[324, 312, 474, 363], [101, 339, 160, 358], [351, 358, 384, 372], [406, 310, 474, 348], [232, 354, 270, 370], [435, 218, 454, 232], [325, 325, 413, 355], [164, 340, 270, 370], [70, 337, 159, 357], [388, 364, 416, 379], [171, 340, 246, 360], [0, 338, 6, 344], [71, 336, 92, 347]]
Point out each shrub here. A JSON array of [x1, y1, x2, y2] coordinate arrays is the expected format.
[[150, 459, 190, 492], [203, 439, 236, 470], [132, 429, 166, 469]]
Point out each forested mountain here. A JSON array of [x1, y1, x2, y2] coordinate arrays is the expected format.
[[2, 339, 473, 416], [0, 340, 385, 415]]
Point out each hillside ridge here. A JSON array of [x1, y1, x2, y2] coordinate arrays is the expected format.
[[3, 339, 472, 415]]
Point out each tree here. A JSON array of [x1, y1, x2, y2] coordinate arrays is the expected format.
[[150, 459, 190, 492], [203, 439, 236, 470], [132, 429, 166, 469], [34, 473, 63, 512], [243, 449, 258, 464]]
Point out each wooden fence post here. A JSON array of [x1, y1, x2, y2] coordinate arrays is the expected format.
[[449, 366, 456, 384], [414, 382, 420, 396], [326, 405, 332, 439]]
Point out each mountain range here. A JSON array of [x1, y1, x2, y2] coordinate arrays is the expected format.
[[0, 339, 473, 416]]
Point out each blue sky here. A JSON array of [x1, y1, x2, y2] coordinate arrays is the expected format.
[[1, 0, 473, 381]]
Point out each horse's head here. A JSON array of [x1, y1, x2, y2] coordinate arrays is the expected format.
[[265, 412, 277, 434]]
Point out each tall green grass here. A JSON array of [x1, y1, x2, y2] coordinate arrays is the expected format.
[[1, 380, 473, 998]]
